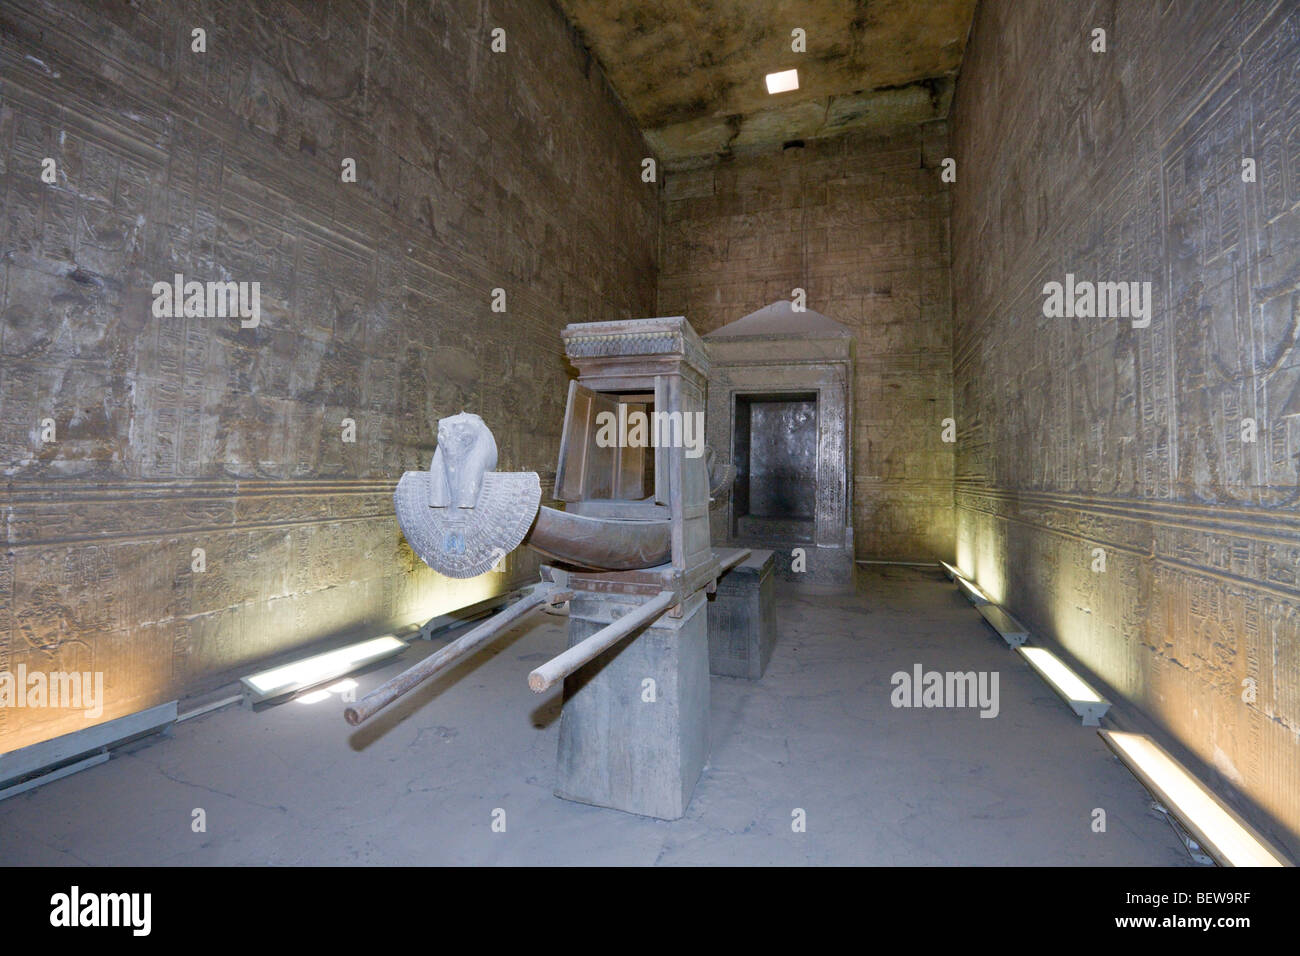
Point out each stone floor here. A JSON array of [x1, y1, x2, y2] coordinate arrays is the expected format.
[[0, 566, 1192, 865]]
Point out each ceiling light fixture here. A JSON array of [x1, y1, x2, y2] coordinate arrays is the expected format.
[[765, 69, 799, 94]]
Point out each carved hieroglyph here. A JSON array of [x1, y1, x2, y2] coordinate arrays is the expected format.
[[394, 413, 540, 578], [950, 0, 1300, 847]]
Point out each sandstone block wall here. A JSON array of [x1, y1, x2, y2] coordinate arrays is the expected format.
[[0, 0, 658, 751], [951, 0, 1300, 850], [657, 127, 955, 560]]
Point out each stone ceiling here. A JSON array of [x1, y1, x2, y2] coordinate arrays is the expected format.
[[557, 0, 977, 168]]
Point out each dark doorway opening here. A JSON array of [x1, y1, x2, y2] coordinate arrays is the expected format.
[[733, 392, 817, 538]]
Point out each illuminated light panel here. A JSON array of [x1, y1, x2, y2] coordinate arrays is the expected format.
[[979, 604, 1028, 647], [1016, 646, 1109, 724], [954, 573, 991, 606], [241, 636, 407, 704], [765, 69, 799, 94], [1098, 730, 1289, 867], [940, 560, 992, 605]]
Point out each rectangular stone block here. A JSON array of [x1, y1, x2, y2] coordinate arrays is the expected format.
[[767, 540, 858, 589], [555, 592, 709, 820], [708, 549, 776, 679]]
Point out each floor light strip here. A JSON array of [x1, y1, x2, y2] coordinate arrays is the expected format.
[[240, 636, 408, 705], [939, 561, 993, 605], [978, 604, 1029, 647], [177, 692, 244, 723], [417, 592, 513, 640], [1016, 646, 1109, 724], [0, 701, 178, 801], [954, 573, 991, 605], [1098, 730, 1290, 867]]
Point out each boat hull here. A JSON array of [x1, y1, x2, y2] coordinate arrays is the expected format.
[[526, 505, 672, 570]]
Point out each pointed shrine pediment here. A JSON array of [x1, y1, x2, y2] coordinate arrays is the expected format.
[[704, 300, 851, 340]]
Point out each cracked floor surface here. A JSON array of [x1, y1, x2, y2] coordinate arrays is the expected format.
[[0, 567, 1192, 865]]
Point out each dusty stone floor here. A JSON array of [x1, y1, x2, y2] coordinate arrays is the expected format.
[[0, 567, 1191, 866]]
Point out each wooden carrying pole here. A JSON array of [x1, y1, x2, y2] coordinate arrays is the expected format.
[[527, 590, 676, 693], [345, 586, 567, 726]]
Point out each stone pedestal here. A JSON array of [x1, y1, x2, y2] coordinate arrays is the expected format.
[[768, 531, 857, 590], [708, 549, 776, 678], [555, 590, 709, 820]]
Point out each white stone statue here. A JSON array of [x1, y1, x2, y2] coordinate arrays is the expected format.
[[394, 412, 540, 578]]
